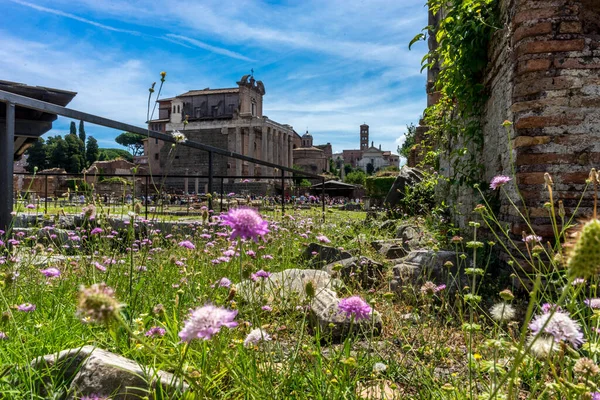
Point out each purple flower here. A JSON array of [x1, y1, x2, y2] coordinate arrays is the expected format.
[[541, 303, 562, 314], [262, 254, 273, 260], [40, 267, 61, 278], [316, 234, 331, 244], [490, 175, 511, 190], [90, 227, 103, 235], [179, 304, 238, 342], [220, 208, 269, 242], [529, 311, 584, 348], [26, 204, 35, 209], [591, 393, 600, 400], [338, 296, 372, 320], [585, 298, 600, 309], [253, 270, 271, 280], [217, 277, 232, 288], [145, 326, 166, 337], [261, 305, 272, 312], [17, 303, 36, 312], [178, 240, 196, 250], [246, 250, 256, 258], [0, 332, 7, 340]]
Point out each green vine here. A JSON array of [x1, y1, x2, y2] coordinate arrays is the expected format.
[[411, 0, 500, 187]]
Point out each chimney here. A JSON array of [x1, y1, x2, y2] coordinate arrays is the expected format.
[[371, 141, 374, 147]]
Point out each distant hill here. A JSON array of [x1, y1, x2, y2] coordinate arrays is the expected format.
[[98, 148, 133, 162]]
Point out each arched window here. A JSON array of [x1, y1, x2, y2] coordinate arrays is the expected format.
[[251, 101, 256, 116]]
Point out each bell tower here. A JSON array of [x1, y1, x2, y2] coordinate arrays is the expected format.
[[360, 124, 369, 150]]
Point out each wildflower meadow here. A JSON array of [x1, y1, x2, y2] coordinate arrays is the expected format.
[[2, 165, 600, 400]]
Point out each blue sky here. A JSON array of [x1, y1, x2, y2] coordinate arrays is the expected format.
[[2, 0, 429, 158]]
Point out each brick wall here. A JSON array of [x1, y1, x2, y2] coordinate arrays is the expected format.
[[425, 0, 600, 261], [510, 0, 600, 238]]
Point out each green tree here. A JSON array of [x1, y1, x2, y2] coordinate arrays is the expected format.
[[398, 123, 416, 160], [78, 120, 86, 159], [48, 136, 68, 170], [65, 133, 85, 173], [70, 121, 77, 136], [98, 148, 133, 162], [86, 136, 99, 167], [115, 132, 145, 157], [345, 170, 367, 186], [366, 163, 375, 175], [344, 164, 354, 176], [24, 138, 48, 172]]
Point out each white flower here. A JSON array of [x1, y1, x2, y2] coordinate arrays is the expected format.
[[172, 130, 187, 143], [527, 335, 556, 359], [489, 303, 516, 322], [243, 328, 271, 347], [373, 362, 387, 373]]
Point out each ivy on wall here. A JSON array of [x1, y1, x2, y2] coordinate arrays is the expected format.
[[411, 0, 499, 186]]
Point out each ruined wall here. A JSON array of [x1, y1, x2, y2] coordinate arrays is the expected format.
[[509, 0, 600, 238], [435, 0, 600, 245]]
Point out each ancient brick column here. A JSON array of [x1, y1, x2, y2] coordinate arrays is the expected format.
[[510, 0, 600, 239]]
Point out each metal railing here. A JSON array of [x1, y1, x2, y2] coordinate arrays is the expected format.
[[12, 171, 327, 219], [0, 89, 326, 230]]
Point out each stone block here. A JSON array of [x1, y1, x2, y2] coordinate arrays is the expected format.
[[237, 268, 340, 305], [31, 346, 187, 399], [309, 288, 382, 342]]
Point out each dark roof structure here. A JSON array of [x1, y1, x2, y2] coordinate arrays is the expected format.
[[0, 80, 77, 160]]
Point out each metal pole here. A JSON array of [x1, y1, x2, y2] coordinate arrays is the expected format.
[[0, 103, 15, 234], [208, 151, 213, 211], [44, 174, 48, 214], [281, 168, 285, 216], [321, 178, 325, 222], [145, 175, 149, 219]]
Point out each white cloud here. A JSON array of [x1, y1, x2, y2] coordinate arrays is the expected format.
[[165, 34, 254, 62]]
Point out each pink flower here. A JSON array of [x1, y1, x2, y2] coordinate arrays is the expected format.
[[261, 305, 272, 312], [316, 234, 330, 244], [490, 175, 511, 190], [220, 208, 269, 242], [17, 303, 36, 312], [216, 277, 232, 288], [338, 296, 371, 320], [40, 267, 61, 278], [90, 227, 103, 235], [252, 270, 271, 280], [523, 235, 542, 243], [26, 204, 36, 209], [179, 304, 238, 342], [145, 326, 166, 337], [178, 240, 196, 250]]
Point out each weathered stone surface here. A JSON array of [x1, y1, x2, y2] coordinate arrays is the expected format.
[[394, 224, 422, 247], [369, 240, 407, 259], [383, 166, 424, 208], [302, 242, 352, 267], [309, 288, 382, 341], [324, 257, 385, 288], [31, 346, 187, 399], [390, 250, 467, 293], [237, 268, 341, 305]]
